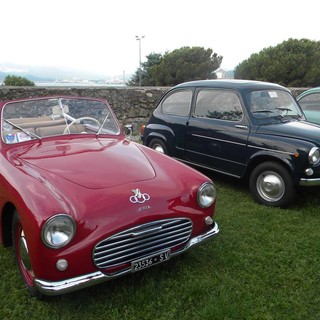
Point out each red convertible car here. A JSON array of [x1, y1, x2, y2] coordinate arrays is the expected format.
[[0, 96, 219, 297]]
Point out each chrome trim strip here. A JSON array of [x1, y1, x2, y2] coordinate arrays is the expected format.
[[34, 222, 219, 296], [299, 177, 320, 186], [248, 144, 295, 156], [175, 158, 241, 178], [191, 134, 246, 147], [191, 134, 295, 156]]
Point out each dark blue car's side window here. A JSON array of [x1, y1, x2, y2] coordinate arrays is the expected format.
[[161, 90, 192, 116], [194, 89, 243, 121]]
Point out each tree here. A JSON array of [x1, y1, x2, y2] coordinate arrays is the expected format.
[[128, 47, 223, 86], [127, 52, 163, 86], [234, 38, 320, 87], [4, 75, 35, 86]]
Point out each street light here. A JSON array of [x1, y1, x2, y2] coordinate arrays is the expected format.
[[135, 35, 145, 86]]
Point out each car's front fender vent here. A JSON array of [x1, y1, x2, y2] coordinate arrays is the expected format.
[[93, 218, 192, 269]]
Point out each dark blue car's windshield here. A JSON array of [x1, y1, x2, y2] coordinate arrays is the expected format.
[[248, 90, 303, 121]]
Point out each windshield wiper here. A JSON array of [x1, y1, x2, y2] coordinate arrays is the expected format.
[[286, 114, 303, 120], [3, 119, 41, 140], [276, 107, 292, 112], [252, 110, 289, 124], [252, 109, 285, 119], [252, 109, 274, 114], [275, 107, 303, 120]]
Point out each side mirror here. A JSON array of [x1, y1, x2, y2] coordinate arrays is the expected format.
[[124, 124, 133, 138]]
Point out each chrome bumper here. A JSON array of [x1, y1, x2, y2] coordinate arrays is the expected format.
[[34, 221, 219, 296], [300, 177, 320, 186]]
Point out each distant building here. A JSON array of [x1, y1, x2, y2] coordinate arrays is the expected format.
[[214, 68, 234, 79]]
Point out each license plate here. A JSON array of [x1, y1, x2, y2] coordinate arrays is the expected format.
[[131, 250, 170, 272]]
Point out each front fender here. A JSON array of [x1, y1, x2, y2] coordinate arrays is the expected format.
[[246, 150, 300, 184]]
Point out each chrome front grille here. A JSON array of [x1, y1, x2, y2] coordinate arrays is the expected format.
[[93, 218, 192, 269]]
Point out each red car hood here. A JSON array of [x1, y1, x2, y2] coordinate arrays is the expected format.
[[16, 139, 156, 189]]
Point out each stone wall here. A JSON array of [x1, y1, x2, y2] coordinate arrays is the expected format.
[[0, 86, 169, 137], [0, 86, 308, 137]]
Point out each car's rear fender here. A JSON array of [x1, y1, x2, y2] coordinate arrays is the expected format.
[[144, 124, 176, 154], [145, 130, 168, 145]]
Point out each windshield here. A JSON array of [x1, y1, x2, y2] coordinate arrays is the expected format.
[[2, 97, 120, 144], [248, 90, 303, 120]]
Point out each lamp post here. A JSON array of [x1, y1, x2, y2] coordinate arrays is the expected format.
[[135, 35, 145, 86]]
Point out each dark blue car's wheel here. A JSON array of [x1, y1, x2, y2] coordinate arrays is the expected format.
[[149, 138, 168, 155], [249, 162, 295, 208], [12, 211, 42, 298]]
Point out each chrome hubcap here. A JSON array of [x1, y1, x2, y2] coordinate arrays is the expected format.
[[19, 232, 31, 271], [257, 171, 285, 202], [153, 144, 164, 153]]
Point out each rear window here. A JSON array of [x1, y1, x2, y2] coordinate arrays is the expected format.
[[161, 90, 192, 116]]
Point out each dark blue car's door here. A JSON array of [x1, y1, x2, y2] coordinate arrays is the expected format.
[[185, 88, 250, 178]]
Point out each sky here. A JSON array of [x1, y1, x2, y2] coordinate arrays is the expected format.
[[1, 0, 319, 77]]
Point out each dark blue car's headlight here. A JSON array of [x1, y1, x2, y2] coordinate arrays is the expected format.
[[308, 147, 320, 165], [42, 214, 76, 249]]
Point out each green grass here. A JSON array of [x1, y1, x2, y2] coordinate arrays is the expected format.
[[1, 173, 320, 320]]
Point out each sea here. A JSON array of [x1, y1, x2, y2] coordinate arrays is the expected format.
[[35, 82, 126, 87]]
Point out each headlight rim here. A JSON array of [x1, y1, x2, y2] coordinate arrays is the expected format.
[[41, 214, 76, 249], [197, 181, 216, 208], [308, 147, 320, 165]]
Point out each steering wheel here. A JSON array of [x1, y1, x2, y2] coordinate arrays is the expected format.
[[63, 117, 101, 134]]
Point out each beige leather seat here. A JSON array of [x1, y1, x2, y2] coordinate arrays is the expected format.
[[36, 124, 86, 137]]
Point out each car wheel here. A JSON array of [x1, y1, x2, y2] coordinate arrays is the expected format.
[[249, 161, 295, 208], [12, 211, 42, 298], [149, 138, 168, 155]]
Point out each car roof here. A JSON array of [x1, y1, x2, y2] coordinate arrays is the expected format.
[[173, 79, 288, 92], [297, 87, 320, 100]]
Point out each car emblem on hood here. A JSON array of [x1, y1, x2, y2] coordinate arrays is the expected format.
[[130, 189, 150, 204]]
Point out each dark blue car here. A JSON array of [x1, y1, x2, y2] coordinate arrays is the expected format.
[[142, 79, 320, 207]]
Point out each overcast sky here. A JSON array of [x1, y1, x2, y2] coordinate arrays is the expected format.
[[1, 0, 318, 76]]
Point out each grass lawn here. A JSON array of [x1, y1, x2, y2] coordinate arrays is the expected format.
[[1, 172, 319, 320]]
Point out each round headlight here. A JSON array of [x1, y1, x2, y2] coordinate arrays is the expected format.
[[308, 147, 320, 165], [42, 214, 76, 249], [197, 182, 216, 208]]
